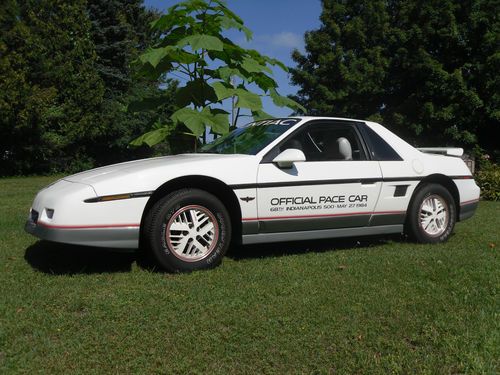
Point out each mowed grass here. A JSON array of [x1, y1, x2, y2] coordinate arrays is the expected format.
[[0, 176, 498, 374]]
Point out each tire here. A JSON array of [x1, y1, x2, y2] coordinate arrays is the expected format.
[[405, 183, 456, 243], [144, 188, 231, 272]]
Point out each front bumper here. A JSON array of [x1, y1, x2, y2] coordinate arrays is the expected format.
[[25, 218, 140, 249], [25, 179, 143, 249]]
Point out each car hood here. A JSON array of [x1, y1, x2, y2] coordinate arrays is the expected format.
[[63, 153, 258, 194]]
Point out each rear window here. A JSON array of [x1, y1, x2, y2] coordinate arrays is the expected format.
[[363, 125, 402, 161]]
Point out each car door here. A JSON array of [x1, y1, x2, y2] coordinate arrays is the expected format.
[[255, 120, 383, 234]]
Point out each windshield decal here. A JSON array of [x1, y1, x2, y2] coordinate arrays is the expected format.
[[246, 118, 300, 127]]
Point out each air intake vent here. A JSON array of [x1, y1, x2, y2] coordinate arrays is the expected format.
[[31, 209, 39, 224], [394, 185, 409, 197]]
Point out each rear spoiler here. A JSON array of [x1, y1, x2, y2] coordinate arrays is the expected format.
[[417, 147, 464, 157]]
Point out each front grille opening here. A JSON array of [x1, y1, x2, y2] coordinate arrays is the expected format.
[[31, 209, 39, 224]]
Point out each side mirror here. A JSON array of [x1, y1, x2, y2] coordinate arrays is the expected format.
[[272, 148, 306, 168]]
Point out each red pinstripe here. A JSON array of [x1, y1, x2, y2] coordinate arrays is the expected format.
[[37, 210, 410, 228], [460, 198, 480, 205], [36, 221, 140, 229]]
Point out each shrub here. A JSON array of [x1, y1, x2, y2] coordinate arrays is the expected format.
[[475, 159, 500, 201]]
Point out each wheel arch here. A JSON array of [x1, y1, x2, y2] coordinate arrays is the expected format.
[[413, 174, 460, 220], [140, 175, 242, 244]]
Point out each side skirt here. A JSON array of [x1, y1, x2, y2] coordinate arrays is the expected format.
[[241, 224, 403, 245], [459, 201, 479, 221]]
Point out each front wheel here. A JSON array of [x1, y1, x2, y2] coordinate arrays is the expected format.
[[144, 189, 231, 272], [405, 183, 456, 243]]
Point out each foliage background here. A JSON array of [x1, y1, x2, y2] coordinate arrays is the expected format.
[[0, 0, 498, 183], [0, 0, 178, 176], [291, 0, 499, 158]]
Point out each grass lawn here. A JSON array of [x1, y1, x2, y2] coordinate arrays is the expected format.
[[0, 176, 498, 374]]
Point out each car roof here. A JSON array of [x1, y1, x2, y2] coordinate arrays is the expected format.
[[293, 116, 367, 123]]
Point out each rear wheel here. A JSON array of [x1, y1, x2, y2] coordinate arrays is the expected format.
[[144, 189, 231, 272], [405, 183, 456, 243]]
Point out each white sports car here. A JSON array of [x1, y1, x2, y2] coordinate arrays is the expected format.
[[26, 117, 480, 271]]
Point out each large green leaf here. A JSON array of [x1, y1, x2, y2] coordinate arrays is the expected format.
[[270, 89, 307, 113], [171, 107, 229, 136], [140, 46, 198, 68], [152, 13, 195, 31], [213, 0, 244, 24], [177, 34, 223, 51], [241, 57, 272, 74], [176, 80, 218, 107], [134, 57, 173, 80], [215, 66, 247, 82], [263, 56, 288, 72], [222, 40, 246, 62], [169, 50, 199, 64], [160, 26, 190, 45], [252, 109, 274, 121], [211, 81, 234, 101], [211, 82, 262, 110], [171, 108, 206, 136], [130, 127, 170, 147], [208, 108, 230, 134], [140, 46, 175, 68], [251, 73, 278, 92], [181, 0, 214, 13], [234, 89, 262, 111], [217, 15, 252, 40]]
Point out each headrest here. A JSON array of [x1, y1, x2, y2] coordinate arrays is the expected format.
[[336, 137, 352, 160]]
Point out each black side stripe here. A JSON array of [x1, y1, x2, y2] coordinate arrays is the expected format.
[[230, 175, 471, 190], [84, 191, 154, 203], [83, 175, 473, 200], [231, 178, 381, 189]]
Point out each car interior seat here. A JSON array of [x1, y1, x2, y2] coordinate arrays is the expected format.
[[337, 137, 352, 160], [324, 137, 353, 160]]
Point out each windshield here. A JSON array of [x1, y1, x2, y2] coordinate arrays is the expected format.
[[199, 118, 300, 155]]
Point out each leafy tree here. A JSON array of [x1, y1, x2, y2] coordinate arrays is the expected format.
[[0, 0, 181, 175], [86, 0, 179, 165], [130, 0, 305, 148], [0, 0, 105, 175], [291, 0, 499, 155], [291, 0, 390, 119], [87, 0, 160, 95], [0, 0, 28, 175]]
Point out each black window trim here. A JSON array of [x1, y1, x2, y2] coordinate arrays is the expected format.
[[260, 119, 373, 164]]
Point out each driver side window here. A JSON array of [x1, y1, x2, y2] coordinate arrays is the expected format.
[[278, 122, 366, 162]]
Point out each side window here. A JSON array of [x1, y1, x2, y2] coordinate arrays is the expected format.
[[362, 125, 402, 161], [279, 123, 367, 161]]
